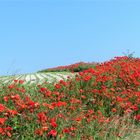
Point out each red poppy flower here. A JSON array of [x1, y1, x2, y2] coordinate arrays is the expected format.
[[134, 114, 140, 121], [50, 119, 57, 128], [3, 96, 9, 102], [14, 80, 18, 83], [55, 84, 61, 89], [0, 104, 5, 113], [47, 130, 57, 137], [83, 75, 92, 81], [0, 118, 7, 125], [19, 80, 24, 84], [112, 108, 117, 113]]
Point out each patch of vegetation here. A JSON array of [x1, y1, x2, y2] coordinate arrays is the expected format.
[[0, 56, 140, 139], [38, 62, 97, 72]]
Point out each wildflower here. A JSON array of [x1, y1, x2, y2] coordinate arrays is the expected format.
[[60, 80, 67, 86], [35, 129, 43, 136], [83, 75, 92, 81], [134, 114, 140, 121], [3, 96, 9, 102], [0, 127, 4, 135], [19, 80, 24, 84], [124, 108, 132, 114], [43, 103, 54, 110], [37, 112, 47, 123], [7, 109, 18, 116], [63, 128, 70, 134], [55, 84, 61, 89], [0, 118, 7, 125], [42, 126, 48, 131], [40, 87, 47, 92], [50, 118, 57, 128], [14, 80, 18, 83], [0, 104, 5, 112], [11, 94, 20, 100], [8, 84, 15, 89], [52, 101, 67, 107], [6, 131, 12, 137], [116, 97, 123, 102], [81, 95, 86, 99], [47, 130, 57, 137], [112, 108, 117, 113], [79, 89, 84, 93], [131, 105, 138, 111]]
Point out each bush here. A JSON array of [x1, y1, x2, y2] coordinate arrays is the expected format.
[[38, 62, 97, 72]]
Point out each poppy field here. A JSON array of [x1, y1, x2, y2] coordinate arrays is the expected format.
[[0, 56, 140, 140]]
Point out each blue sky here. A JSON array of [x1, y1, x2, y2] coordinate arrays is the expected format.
[[0, 0, 140, 75]]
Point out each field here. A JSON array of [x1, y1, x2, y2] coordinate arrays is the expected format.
[[0, 56, 140, 140], [0, 72, 74, 85]]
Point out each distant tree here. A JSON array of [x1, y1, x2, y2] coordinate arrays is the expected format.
[[123, 49, 135, 58]]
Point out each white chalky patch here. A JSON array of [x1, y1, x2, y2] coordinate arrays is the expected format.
[[56, 74, 69, 79], [47, 73, 62, 81], [35, 74, 45, 80], [0, 72, 74, 85], [40, 73, 53, 81], [30, 75, 36, 81]]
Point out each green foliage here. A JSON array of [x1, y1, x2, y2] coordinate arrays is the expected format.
[[38, 62, 97, 73], [123, 49, 135, 58]]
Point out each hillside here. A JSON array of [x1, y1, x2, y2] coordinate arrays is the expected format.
[[39, 61, 97, 72], [0, 56, 140, 139]]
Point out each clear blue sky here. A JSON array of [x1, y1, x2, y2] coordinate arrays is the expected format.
[[0, 0, 140, 75]]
